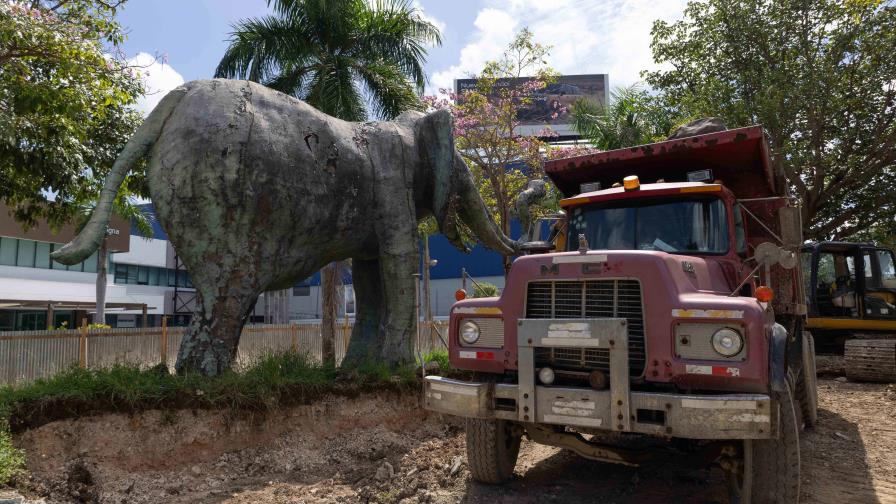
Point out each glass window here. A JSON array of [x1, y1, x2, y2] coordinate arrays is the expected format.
[[0, 310, 14, 330], [81, 251, 97, 273], [878, 250, 896, 289], [0, 237, 16, 266], [816, 253, 836, 284], [733, 203, 747, 255], [568, 197, 729, 254], [34, 241, 51, 269], [126, 264, 138, 284], [114, 264, 128, 283], [137, 266, 149, 285], [16, 240, 35, 267], [148, 267, 159, 286]]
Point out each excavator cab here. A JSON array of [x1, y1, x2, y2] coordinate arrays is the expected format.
[[802, 241, 896, 381]]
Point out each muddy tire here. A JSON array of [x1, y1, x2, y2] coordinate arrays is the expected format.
[[795, 332, 818, 429], [465, 418, 521, 484], [728, 381, 801, 503]]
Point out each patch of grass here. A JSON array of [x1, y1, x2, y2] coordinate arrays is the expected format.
[[0, 351, 416, 432], [420, 349, 450, 372], [0, 420, 24, 485]]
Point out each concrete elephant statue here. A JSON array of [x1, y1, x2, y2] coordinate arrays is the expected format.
[[52, 79, 519, 375]]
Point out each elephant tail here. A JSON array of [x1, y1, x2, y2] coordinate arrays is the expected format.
[[51, 85, 188, 265]]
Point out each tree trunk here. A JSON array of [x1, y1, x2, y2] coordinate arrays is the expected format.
[[95, 238, 108, 325], [321, 262, 339, 367]]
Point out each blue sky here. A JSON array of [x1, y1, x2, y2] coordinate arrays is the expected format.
[[116, 0, 688, 114]]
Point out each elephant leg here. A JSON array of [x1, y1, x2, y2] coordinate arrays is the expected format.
[[374, 222, 419, 366], [175, 289, 258, 376], [343, 257, 386, 365]]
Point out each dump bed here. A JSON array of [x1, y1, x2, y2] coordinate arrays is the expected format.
[[544, 126, 777, 199]]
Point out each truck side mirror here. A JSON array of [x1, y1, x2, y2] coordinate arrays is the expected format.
[[778, 207, 802, 248]]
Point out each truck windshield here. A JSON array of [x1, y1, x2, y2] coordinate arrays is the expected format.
[[567, 196, 729, 254]]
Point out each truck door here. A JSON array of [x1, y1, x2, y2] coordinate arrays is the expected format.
[[860, 248, 896, 319], [814, 249, 860, 318]]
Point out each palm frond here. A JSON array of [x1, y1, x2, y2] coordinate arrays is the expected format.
[[356, 61, 422, 119]]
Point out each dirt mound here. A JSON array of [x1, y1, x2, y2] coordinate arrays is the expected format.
[[8, 380, 896, 503]]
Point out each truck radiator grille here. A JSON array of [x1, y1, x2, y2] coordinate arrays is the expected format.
[[527, 279, 645, 376]]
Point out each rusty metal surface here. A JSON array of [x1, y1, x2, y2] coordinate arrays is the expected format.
[[518, 318, 628, 428], [422, 375, 774, 440], [543, 125, 775, 199], [423, 376, 493, 419]]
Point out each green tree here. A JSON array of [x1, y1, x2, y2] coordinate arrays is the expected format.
[[0, 0, 146, 228], [215, 0, 441, 366], [215, 0, 441, 121], [572, 85, 679, 149], [425, 28, 559, 275], [644, 0, 896, 240]]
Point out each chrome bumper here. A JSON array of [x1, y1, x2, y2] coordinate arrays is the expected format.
[[424, 318, 775, 440]]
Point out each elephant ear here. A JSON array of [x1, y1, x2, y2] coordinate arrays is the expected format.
[[416, 109, 456, 232]]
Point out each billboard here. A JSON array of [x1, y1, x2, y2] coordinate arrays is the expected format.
[[454, 74, 609, 137]]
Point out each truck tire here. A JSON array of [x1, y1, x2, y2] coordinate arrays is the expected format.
[[728, 380, 801, 503], [465, 418, 521, 484], [795, 332, 818, 428]]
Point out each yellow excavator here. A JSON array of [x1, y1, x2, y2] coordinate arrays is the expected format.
[[802, 241, 896, 381]]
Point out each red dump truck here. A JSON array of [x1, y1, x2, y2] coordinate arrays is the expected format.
[[423, 126, 816, 503]]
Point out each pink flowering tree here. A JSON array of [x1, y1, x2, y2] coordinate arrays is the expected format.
[[424, 29, 573, 274]]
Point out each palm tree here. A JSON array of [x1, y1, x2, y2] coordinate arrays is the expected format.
[[572, 85, 678, 150], [215, 0, 441, 365], [215, 0, 441, 121]]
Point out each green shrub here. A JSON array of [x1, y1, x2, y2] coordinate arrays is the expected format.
[[0, 421, 24, 485], [420, 349, 450, 371], [473, 282, 499, 298]]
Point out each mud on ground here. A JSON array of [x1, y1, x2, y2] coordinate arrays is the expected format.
[[9, 378, 896, 504]]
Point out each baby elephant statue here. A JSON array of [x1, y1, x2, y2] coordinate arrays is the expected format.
[[52, 79, 520, 375]]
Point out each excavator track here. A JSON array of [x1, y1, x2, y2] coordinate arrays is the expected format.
[[844, 339, 896, 382]]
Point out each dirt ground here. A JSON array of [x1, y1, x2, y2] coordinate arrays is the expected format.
[[7, 377, 896, 504]]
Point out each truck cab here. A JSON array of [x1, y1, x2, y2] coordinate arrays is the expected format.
[[423, 125, 814, 503]]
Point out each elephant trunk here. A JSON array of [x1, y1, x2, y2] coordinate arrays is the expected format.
[[453, 154, 519, 256]]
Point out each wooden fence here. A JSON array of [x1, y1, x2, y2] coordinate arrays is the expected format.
[[0, 320, 449, 385]]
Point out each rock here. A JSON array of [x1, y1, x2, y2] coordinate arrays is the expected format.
[[667, 117, 727, 140], [191, 465, 202, 475], [834, 431, 850, 440], [448, 456, 463, 477], [375, 461, 394, 481], [835, 376, 848, 382], [406, 467, 419, 477]]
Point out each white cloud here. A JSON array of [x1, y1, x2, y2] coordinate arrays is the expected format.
[[429, 0, 688, 96], [127, 52, 186, 116], [412, 0, 446, 38]]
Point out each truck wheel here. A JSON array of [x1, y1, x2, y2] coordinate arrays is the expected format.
[[728, 381, 800, 503], [795, 332, 818, 428], [465, 418, 521, 484]]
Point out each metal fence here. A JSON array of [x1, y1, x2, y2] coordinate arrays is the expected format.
[[0, 320, 449, 385]]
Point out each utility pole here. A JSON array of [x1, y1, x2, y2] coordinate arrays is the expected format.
[[423, 236, 433, 341]]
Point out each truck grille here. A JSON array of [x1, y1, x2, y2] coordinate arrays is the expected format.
[[527, 279, 645, 376]]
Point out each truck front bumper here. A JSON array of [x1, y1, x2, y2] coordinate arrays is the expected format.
[[425, 318, 775, 440]]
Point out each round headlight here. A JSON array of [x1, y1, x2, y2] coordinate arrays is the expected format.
[[538, 367, 555, 385], [460, 320, 480, 344], [712, 328, 744, 357]]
